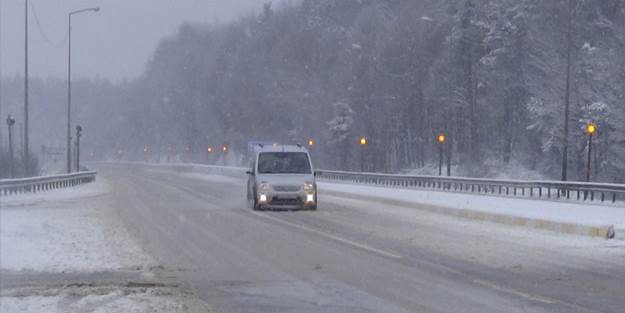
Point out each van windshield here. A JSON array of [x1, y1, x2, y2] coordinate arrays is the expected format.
[[258, 152, 311, 174]]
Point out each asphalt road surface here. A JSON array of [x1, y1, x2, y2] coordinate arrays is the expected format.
[[95, 163, 625, 313]]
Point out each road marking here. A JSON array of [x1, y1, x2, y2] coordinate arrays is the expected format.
[[472, 279, 555, 305], [248, 210, 403, 259]]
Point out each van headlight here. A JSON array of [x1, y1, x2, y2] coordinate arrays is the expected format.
[[303, 182, 315, 191]]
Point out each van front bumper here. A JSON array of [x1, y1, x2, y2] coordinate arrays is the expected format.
[[258, 191, 316, 209]]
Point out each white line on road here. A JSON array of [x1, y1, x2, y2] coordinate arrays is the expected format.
[[248, 210, 403, 259], [472, 279, 555, 305]]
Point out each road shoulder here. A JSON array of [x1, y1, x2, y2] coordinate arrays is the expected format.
[[0, 178, 213, 313]]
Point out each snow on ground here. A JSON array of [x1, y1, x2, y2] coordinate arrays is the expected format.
[[0, 178, 213, 313], [1, 285, 210, 313], [0, 178, 151, 272], [180, 172, 243, 184], [402, 159, 547, 181], [318, 181, 625, 231]]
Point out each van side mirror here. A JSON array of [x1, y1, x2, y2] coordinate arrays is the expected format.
[[246, 170, 255, 176]]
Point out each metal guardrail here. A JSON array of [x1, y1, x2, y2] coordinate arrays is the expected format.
[[0, 171, 97, 196], [315, 170, 625, 205]]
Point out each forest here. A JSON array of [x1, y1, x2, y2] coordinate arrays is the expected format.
[[1, 0, 624, 182]]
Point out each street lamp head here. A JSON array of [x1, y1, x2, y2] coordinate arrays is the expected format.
[[586, 123, 597, 136], [222, 145, 228, 152], [308, 139, 315, 147], [6, 115, 15, 126], [437, 134, 446, 144], [76, 125, 82, 132], [359, 136, 367, 146], [207, 146, 213, 153]]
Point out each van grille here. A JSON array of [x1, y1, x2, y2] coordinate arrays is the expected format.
[[273, 185, 301, 192], [270, 197, 303, 205]]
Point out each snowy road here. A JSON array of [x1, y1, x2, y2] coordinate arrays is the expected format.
[[4, 163, 625, 313]]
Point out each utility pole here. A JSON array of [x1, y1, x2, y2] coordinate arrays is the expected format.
[[447, 24, 453, 177], [0, 0, 3, 151], [561, 0, 572, 181], [67, 9, 72, 173], [24, 0, 30, 176]]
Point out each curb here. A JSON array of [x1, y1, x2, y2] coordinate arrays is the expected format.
[[320, 189, 616, 239]]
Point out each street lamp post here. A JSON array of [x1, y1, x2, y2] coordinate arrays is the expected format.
[[307, 138, 315, 158], [24, 0, 30, 176], [585, 123, 597, 182], [437, 134, 446, 176], [143, 145, 149, 162], [67, 7, 100, 173], [446, 133, 452, 177], [359, 136, 367, 172], [207, 146, 213, 164], [6, 115, 15, 178], [75, 125, 82, 172]]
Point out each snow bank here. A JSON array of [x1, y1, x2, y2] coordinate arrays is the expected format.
[[1, 286, 209, 313], [318, 182, 625, 231], [0, 179, 151, 272]]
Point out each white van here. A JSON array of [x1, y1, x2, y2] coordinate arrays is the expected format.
[[246, 145, 317, 210]]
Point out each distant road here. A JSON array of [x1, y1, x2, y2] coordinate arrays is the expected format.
[[97, 163, 625, 313]]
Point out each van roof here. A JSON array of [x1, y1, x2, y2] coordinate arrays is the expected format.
[[256, 144, 309, 153]]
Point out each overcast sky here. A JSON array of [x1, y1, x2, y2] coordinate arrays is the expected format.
[[0, 0, 263, 81]]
